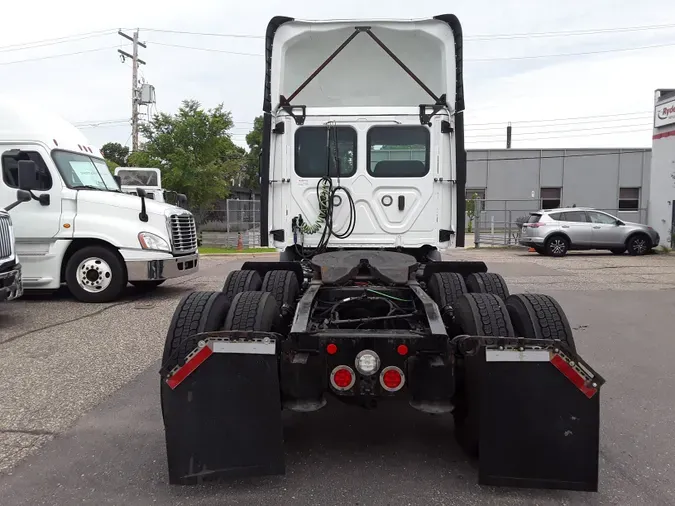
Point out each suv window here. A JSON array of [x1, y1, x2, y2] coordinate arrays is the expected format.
[[548, 212, 562, 221], [295, 126, 357, 178], [367, 126, 430, 177], [527, 214, 541, 223], [2, 150, 52, 190], [563, 211, 588, 223], [587, 211, 616, 224]]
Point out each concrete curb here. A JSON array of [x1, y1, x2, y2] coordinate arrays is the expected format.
[[199, 252, 278, 258]]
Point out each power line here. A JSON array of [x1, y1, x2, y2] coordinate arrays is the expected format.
[[0, 29, 116, 52], [144, 38, 675, 62], [467, 116, 653, 133], [150, 41, 263, 56], [466, 40, 675, 62], [467, 123, 652, 140], [140, 28, 263, 39], [466, 22, 675, 41], [0, 45, 125, 66], [467, 111, 652, 127]]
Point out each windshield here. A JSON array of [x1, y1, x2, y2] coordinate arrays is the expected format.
[[52, 150, 120, 191], [116, 169, 159, 186]]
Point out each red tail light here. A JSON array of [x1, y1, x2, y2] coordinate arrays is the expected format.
[[326, 343, 338, 355], [330, 365, 355, 391], [380, 366, 405, 392], [528, 222, 545, 228]]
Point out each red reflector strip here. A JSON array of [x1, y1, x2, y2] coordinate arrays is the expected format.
[[550, 353, 597, 399], [166, 345, 213, 390]]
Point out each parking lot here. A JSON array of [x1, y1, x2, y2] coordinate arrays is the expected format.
[[1, 249, 675, 505]]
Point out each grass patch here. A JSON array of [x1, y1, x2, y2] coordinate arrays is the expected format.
[[199, 247, 276, 254]]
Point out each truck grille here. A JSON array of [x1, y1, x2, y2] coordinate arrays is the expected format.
[[0, 215, 12, 260], [170, 213, 197, 254]]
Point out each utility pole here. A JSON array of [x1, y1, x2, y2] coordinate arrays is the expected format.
[[117, 29, 146, 152], [506, 122, 512, 149]]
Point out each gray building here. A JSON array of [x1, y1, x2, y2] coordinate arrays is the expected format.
[[465, 148, 652, 239]]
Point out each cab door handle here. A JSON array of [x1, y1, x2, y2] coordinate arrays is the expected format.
[[398, 195, 405, 211]]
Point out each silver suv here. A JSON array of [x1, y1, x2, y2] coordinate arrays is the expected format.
[[519, 207, 660, 257]]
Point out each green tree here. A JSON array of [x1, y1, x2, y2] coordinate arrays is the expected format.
[[101, 142, 129, 167], [466, 192, 479, 233], [131, 99, 244, 208], [243, 115, 263, 189]]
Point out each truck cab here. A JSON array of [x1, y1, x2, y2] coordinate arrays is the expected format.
[[0, 99, 199, 302], [261, 16, 466, 262]]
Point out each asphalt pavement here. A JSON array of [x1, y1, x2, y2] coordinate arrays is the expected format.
[[1, 251, 674, 505]]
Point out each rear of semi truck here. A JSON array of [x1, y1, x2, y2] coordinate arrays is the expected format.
[[159, 14, 604, 492]]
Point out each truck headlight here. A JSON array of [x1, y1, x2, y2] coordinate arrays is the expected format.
[[138, 232, 171, 252]]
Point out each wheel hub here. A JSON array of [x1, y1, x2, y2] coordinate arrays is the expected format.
[[77, 257, 113, 293], [633, 239, 646, 254], [550, 239, 566, 254]]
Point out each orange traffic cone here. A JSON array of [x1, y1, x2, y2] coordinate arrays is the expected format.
[[528, 247, 535, 252], [237, 233, 243, 251]]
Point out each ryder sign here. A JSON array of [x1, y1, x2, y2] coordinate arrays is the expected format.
[[655, 97, 675, 128]]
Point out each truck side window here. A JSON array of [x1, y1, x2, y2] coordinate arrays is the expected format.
[[2, 151, 53, 190]]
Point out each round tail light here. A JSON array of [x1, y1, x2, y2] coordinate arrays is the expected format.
[[380, 366, 405, 392], [330, 365, 355, 391]]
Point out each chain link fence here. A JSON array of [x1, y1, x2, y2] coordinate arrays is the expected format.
[[467, 199, 648, 247], [192, 199, 261, 249]]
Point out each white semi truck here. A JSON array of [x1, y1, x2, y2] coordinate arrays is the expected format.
[[159, 14, 605, 493], [0, 99, 199, 303], [113, 166, 188, 208]]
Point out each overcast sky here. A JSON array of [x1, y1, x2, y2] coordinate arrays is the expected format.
[[1, 0, 673, 152]]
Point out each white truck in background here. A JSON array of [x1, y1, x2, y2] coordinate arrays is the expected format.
[[114, 166, 188, 208], [0, 99, 199, 303]]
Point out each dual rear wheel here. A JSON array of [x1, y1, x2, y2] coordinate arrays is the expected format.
[[427, 271, 577, 454]]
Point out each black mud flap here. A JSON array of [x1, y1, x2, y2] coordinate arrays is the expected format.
[[460, 340, 603, 492], [161, 335, 285, 485]]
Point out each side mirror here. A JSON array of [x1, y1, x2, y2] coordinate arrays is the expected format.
[[3, 189, 31, 212], [113, 175, 122, 187], [17, 160, 39, 191], [616, 220, 624, 226], [177, 193, 188, 208], [136, 187, 147, 198]]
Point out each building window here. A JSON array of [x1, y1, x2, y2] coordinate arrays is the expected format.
[[540, 187, 561, 209], [619, 187, 640, 211], [466, 188, 485, 211], [367, 126, 430, 177]]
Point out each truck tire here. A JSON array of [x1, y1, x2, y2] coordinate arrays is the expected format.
[[427, 272, 467, 309], [160, 291, 231, 420], [221, 270, 262, 300], [223, 291, 278, 331], [65, 245, 127, 303], [261, 270, 300, 310], [452, 293, 515, 456], [465, 272, 510, 301], [161, 291, 231, 375], [453, 293, 515, 337], [505, 293, 576, 353]]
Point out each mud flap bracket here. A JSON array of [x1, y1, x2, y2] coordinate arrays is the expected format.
[[160, 333, 285, 485]]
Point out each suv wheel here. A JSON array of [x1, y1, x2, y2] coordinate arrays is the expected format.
[[545, 236, 569, 257], [627, 234, 650, 256]]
